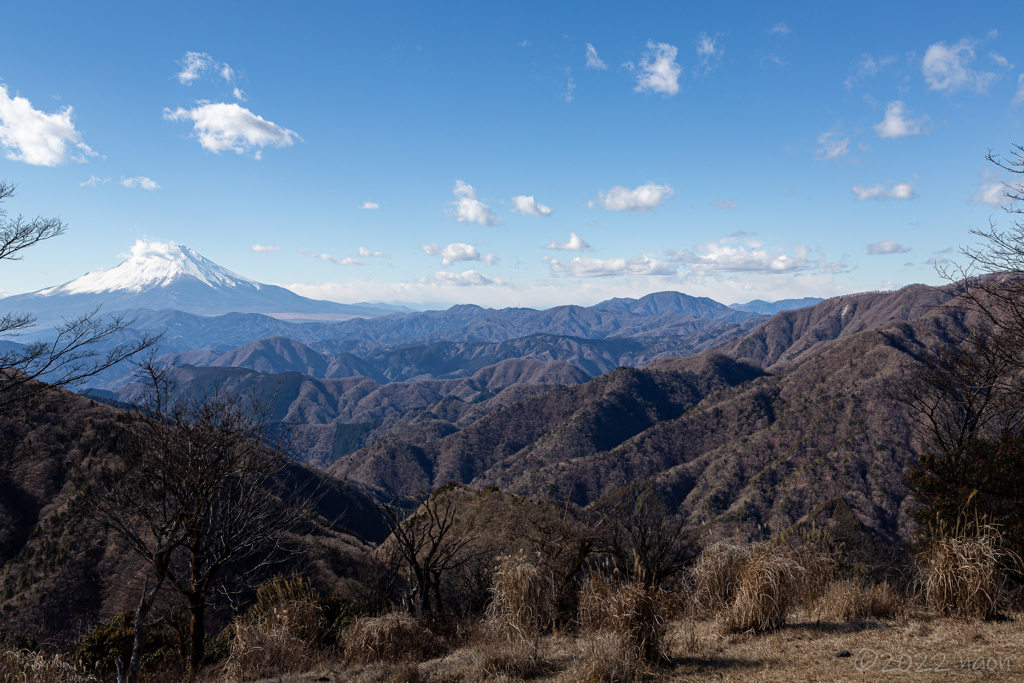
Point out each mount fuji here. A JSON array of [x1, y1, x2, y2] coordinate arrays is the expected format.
[[2, 240, 392, 328]]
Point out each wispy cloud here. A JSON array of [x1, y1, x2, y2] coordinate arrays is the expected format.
[[448, 180, 502, 226], [359, 247, 390, 258], [544, 254, 676, 278], [715, 199, 736, 210], [511, 195, 553, 217], [585, 43, 607, 70], [843, 54, 896, 90], [867, 240, 911, 255], [695, 33, 723, 74], [817, 130, 849, 160], [419, 270, 508, 287], [176, 51, 237, 87], [769, 22, 790, 35], [589, 183, 674, 213], [851, 181, 917, 201], [672, 235, 845, 275], [544, 233, 592, 251], [631, 41, 682, 96], [120, 176, 161, 190], [0, 84, 98, 166], [252, 244, 281, 254], [299, 249, 364, 266], [874, 101, 928, 138], [80, 175, 110, 187], [1014, 74, 1024, 106], [923, 39, 997, 93], [926, 256, 949, 265], [990, 52, 1014, 69], [359, 201, 380, 210]]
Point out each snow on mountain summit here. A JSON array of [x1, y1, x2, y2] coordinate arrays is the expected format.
[[39, 240, 258, 296]]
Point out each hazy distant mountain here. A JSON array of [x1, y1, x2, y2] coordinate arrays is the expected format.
[[592, 291, 757, 321], [1, 241, 394, 326], [727, 297, 824, 315]]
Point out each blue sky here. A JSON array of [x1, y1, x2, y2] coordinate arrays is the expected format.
[[1, 0, 1021, 308]]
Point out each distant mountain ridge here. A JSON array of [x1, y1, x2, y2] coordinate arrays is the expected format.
[[728, 297, 823, 315], [2, 240, 395, 324]]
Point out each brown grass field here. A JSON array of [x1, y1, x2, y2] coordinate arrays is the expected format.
[[229, 609, 1022, 683]]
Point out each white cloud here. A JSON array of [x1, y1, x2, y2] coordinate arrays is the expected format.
[[1014, 74, 1024, 106], [233, 88, 246, 101], [867, 240, 911, 255], [120, 176, 161, 190], [816, 130, 849, 160], [511, 195, 553, 217], [359, 201, 380, 210], [421, 270, 508, 287], [990, 52, 1014, 69], [695, 33, 723, 73], [220, 64, 235, 82], [252, 244, 281, 254], [764, 54, 788, 67], [922, 39, 997, 93], [448, 180, 502, 226], [80, 175, 109, 187], [926, 256, 949, 265], [359, 247, 390, 258], [715, 199, 736, 210], [484, 253, 500, 266], [421, 242, 483, 266], [544, 254, 676, 278], [564, 69, 575, 103], [633, 41, 682, 96], [769, 22, 790, 35], [969, 175, 1014, 207], [544, 233, 592, 251], [851, 182, 917, 201], [299, 249, 364, 266], [671, 236, 844, 275], [874, 101, 928, 139], [164, 102, 299, 156], [177, 52, 216, 85], [843, 54, 896, 89], [585, 43, 607, 70], [0, 85, 98, 166], [589, 183, 673, 213]]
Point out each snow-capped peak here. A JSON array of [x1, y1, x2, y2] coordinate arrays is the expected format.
[[39, 240, 259, 296]]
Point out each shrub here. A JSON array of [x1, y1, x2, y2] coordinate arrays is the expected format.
[[920, 524, 1021, 620], [721, 543, 803, 633], [225, 607, 317, 681], [691, 542, 750, 616], [555, 633, 641, 683], [76, 611, 133, 676], [343, 613, 442, 664], [0, 650, 98, 683]]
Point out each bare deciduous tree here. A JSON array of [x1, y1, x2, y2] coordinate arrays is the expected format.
[[375, 489, 476, 617], [90, 359, 306, 680]]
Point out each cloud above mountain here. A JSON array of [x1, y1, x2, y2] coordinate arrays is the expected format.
[[0, 84, 98, 166]]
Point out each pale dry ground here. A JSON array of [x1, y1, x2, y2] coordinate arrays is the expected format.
[[236, 611, 1023, 683]]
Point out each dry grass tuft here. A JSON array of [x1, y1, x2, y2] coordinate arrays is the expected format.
[[343, 613, 442, 664], [554, 634, 644, 683], [691, 542, 749, 616], [721, 543, 803, 633], [579, 575, 663, 665], [0, 650, 98, 683], [226, 597, 323, 681], [814, 580, 903, 622], [488, 553, 552, 643], [921, 525, 1021, 620]]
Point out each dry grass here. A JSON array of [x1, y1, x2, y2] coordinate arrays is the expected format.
[[691, 542, 749, 616], [343, 613, 441, 665], [720, 543, 803, 633], [226, 599, 323, 681], [579, 575, 663, 665], [0, 649, 98, 683], [920, 524, 1021, 620], [553, 633, 643, 683], [814, 580, 903, 622], [488, 553, 553, 643]]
